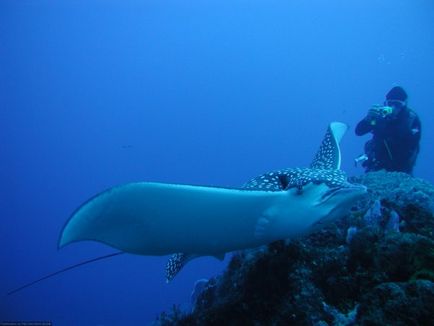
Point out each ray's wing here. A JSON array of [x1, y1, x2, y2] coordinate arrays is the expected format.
[[310, 122, 348, 170], [59, 182, 285, 256], [165, 252, 224, 283]]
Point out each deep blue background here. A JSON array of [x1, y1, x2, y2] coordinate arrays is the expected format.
[[1, 0, 433, 324]]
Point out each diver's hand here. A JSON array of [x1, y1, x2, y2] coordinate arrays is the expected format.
[[367, 107, 382, 119], [365, 109, 381, 126], [366, 106, 394, 126]]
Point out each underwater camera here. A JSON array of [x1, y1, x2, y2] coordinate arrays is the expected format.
[[368, 104, 394, 126], [370, 104, 394, 118]]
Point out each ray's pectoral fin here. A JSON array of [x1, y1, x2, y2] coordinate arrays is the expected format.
[[59, 182, 278, 256], [310, 122, 348, 170], [166, 253, 225, 283]]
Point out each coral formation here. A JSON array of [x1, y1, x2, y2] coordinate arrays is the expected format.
[[157, 171, 434, 325]]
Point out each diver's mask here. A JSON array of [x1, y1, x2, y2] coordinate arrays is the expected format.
[[384, 99, 407, 109]]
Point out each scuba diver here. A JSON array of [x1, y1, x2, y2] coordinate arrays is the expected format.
[[355, 86, 421, 175]]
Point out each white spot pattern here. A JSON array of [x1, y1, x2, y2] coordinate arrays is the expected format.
[[243, 167, 346, 191]]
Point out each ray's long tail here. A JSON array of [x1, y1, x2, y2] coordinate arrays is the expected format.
[[7, 251, 124, 296]]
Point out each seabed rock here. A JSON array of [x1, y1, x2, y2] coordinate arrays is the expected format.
[[157, 171, 434, 325]]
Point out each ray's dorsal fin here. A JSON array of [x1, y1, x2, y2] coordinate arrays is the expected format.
[[310, 122, 348, 170]]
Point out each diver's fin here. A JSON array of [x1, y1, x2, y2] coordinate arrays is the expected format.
[[310, 122, 348, 170], [7, 252, 124, 295], [165, 253, 225, 283]]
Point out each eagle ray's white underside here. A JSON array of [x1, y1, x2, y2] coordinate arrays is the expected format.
[[59, 182, 324, 255]]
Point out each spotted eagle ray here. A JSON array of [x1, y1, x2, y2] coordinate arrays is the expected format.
[[7, 122, 366, 295], [57, 121, 366, 282]]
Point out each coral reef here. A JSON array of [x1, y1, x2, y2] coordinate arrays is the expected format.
[[157, 171, 434, 325]]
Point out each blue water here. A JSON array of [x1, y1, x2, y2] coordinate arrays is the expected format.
[[1, 0, 433, 324]]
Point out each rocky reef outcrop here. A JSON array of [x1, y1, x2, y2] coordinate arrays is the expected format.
[[157, 171, 434, 325]]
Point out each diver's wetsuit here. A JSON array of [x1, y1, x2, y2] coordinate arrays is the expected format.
[[355, 105, 421, 174]]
